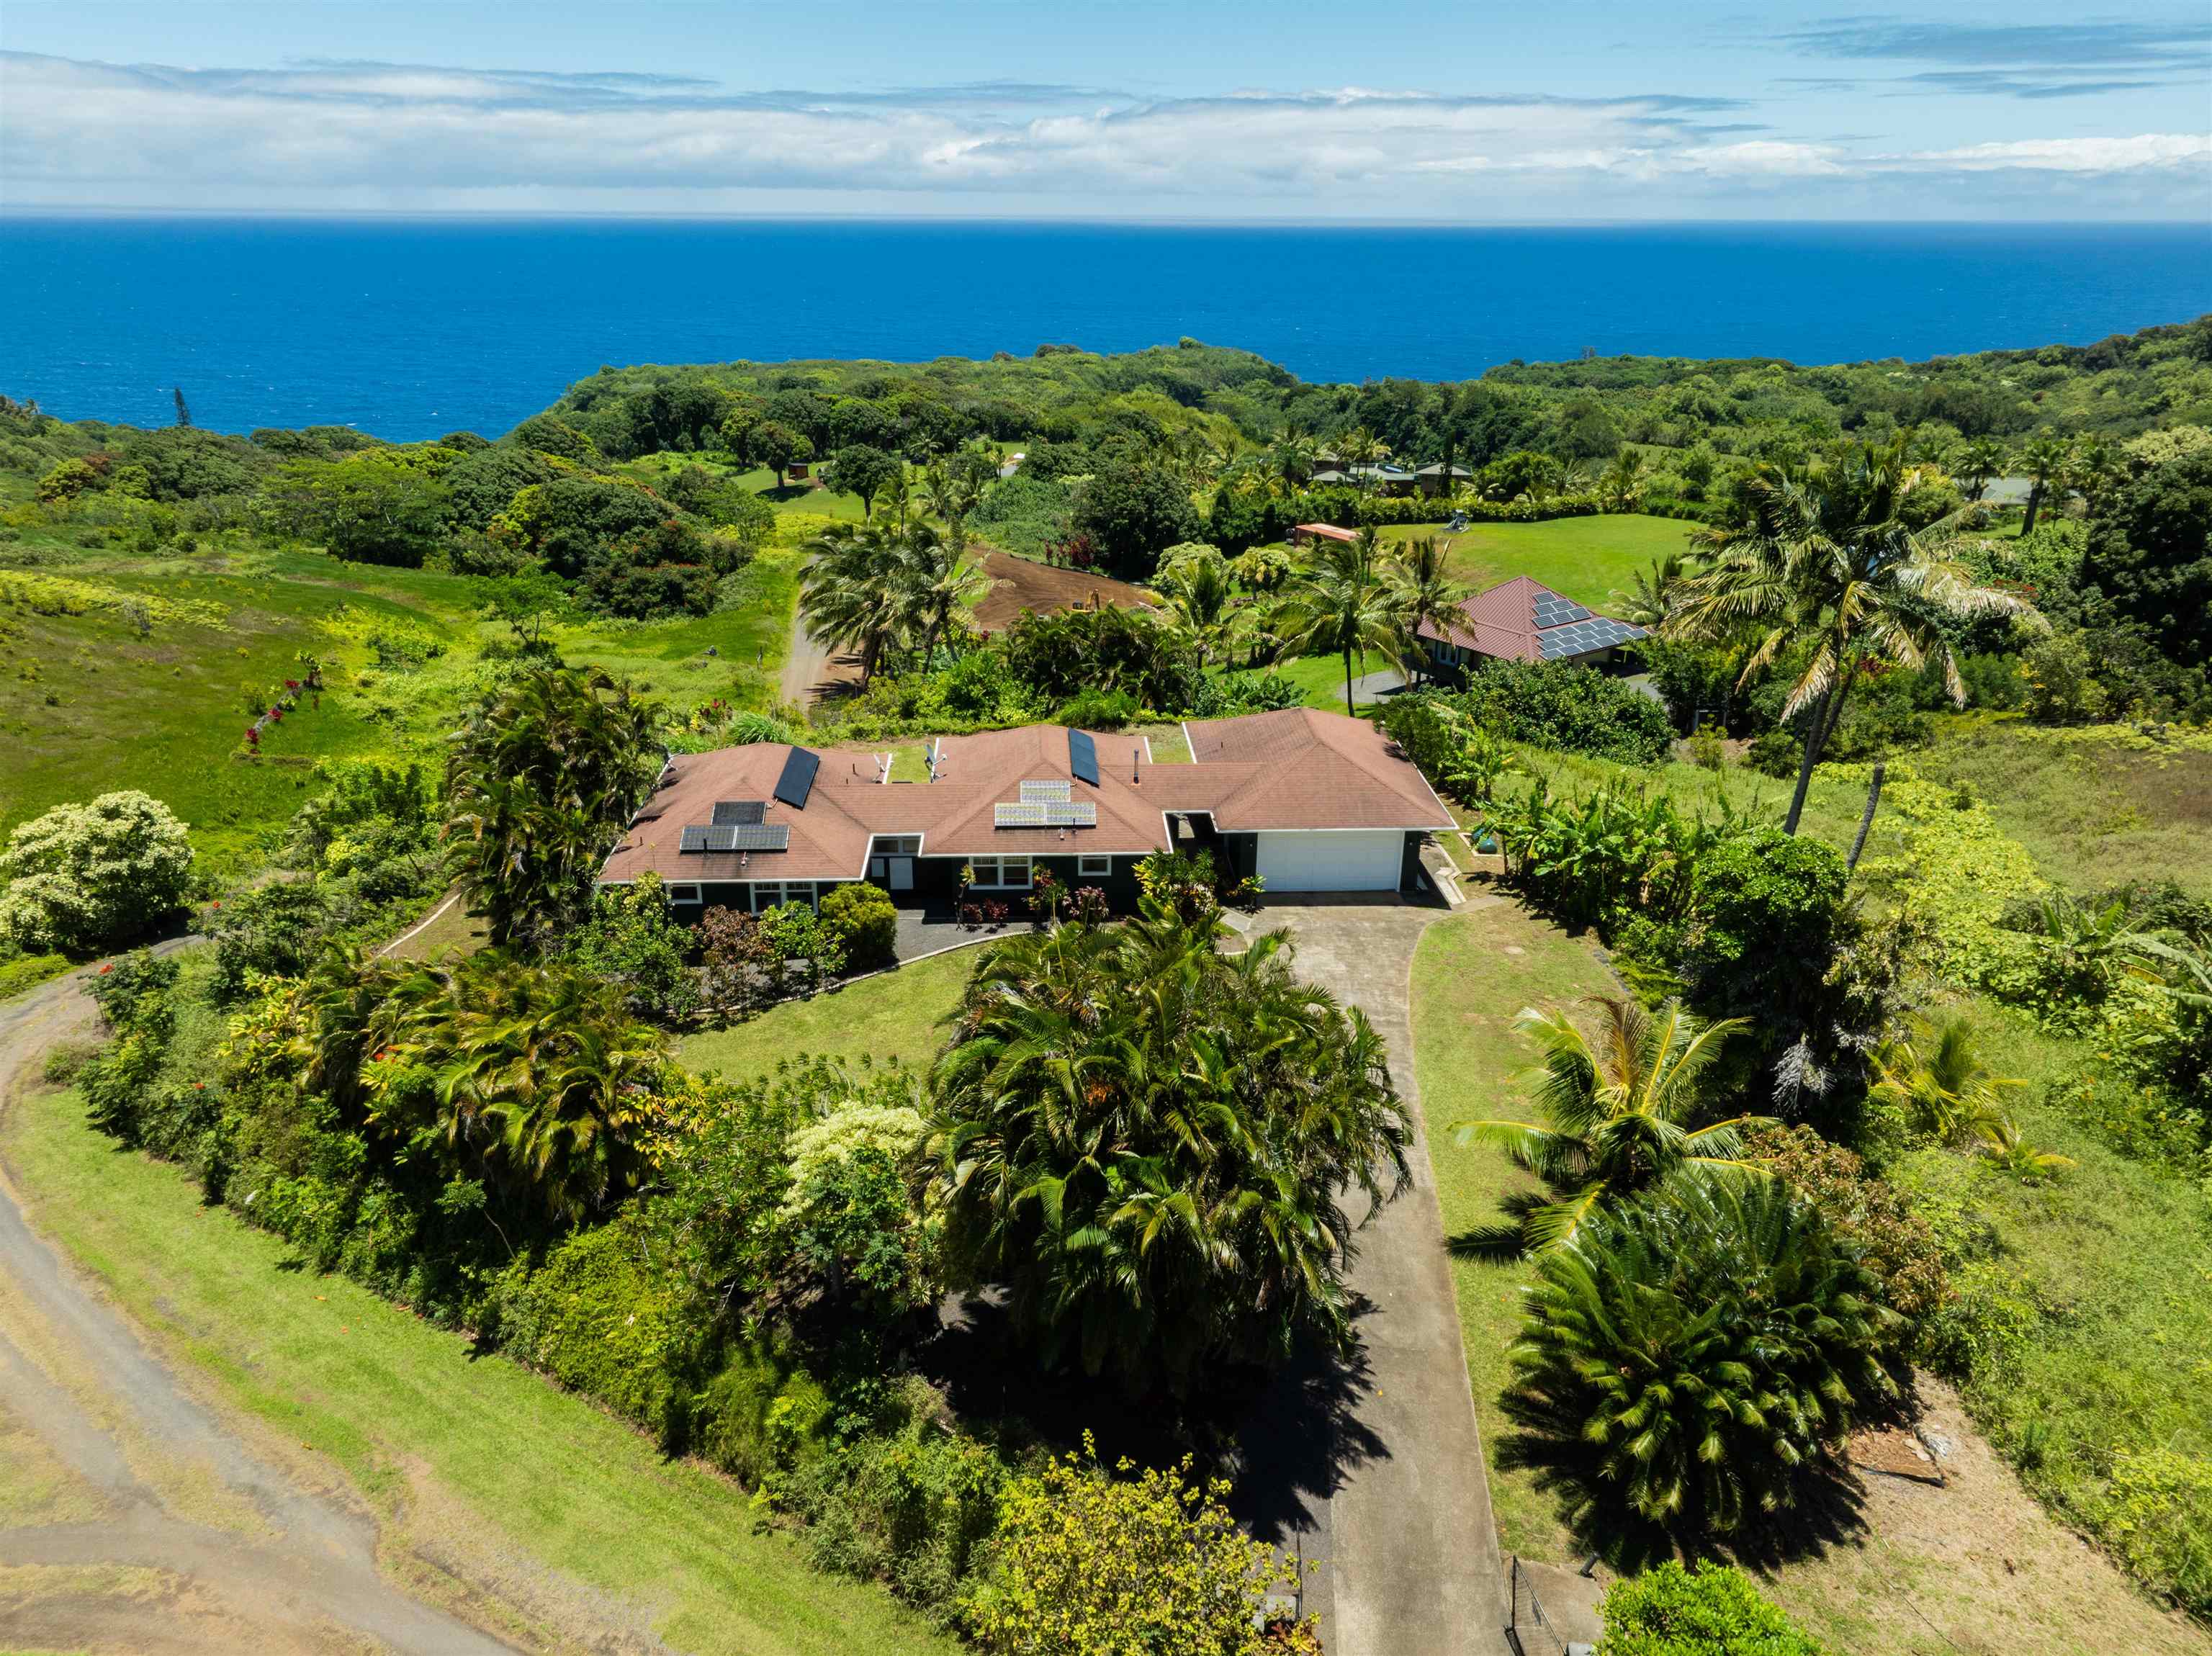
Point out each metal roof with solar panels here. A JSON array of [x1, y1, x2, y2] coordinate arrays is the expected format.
[[1529, 591, 1595, 629], [1536, 616, 1647, 660]]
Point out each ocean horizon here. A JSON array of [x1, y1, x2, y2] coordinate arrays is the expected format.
[[4, 217, 2207, 441]]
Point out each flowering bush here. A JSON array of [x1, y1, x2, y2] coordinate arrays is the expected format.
[[961, 1438, 1310, 1655], [0, 790, 194, 954]]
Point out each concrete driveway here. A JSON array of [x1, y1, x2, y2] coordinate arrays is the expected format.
[[1224, 899, 1510, 1656]]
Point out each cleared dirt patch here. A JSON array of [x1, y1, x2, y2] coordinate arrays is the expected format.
[[971, 550, 1154, 634]]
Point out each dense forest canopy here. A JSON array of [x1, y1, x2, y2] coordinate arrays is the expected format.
[[539, 318, 2212, 464]]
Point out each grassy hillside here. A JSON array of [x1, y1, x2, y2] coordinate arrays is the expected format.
[[3, 1081, 958, 1656]]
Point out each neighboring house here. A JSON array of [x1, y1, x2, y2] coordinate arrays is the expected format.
[[1416, 575, 1648, 675], [597, 708, 1457, 914], [1412, 462, 1473, 497]]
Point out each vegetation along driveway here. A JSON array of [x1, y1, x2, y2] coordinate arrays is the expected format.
[[0, 965, 521, 1655], [1227, 899, 1511, 1656]]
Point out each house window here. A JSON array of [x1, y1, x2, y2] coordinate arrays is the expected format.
[[1076, 854, 1112, 878], [751, 881, 817, 912], [967, 856, 1032, 891], [667, 883, 703, 905], [867, 834, 923, 878]]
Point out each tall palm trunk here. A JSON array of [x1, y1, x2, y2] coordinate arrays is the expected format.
[[1343, 646, 1357, 716], [1782, 680, 1832, 835]]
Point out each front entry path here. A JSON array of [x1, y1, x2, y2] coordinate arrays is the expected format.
[[1226, 901, 1511, 1656]]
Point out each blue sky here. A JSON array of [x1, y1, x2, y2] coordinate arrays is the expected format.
[[2, 1, 2207, 219]]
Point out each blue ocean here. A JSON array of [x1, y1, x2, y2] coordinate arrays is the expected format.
[[2, 218, 2207, 441]]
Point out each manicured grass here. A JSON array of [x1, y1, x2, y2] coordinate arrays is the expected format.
[[885, 742, 931, 783], [1410, 896, 1614, 1560], [678, 946, 977, 1082], [3, 1086, 958, 1656], [1135, 724, 1192, 764], [1375, 513, 1694, 610]]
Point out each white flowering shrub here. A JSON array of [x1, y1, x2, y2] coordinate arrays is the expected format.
[[0, 791, 194, 954]]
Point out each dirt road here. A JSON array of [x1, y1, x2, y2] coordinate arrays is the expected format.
[[0, 963, 518, 1655]]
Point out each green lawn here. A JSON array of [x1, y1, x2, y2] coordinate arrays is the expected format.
[[1411, 897, 1614, 1560], [2, 1084, 957, 1656], [1375, 513, 1694, 610], [678, 947, 977, 1082]]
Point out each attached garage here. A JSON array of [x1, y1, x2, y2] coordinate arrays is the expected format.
[[1254, 829, 1405, 893]]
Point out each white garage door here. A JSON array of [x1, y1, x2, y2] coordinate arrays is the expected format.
[[1255, 829, 1405, 893]]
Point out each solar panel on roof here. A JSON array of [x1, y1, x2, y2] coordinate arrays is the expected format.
[[680, 822, 790, 852], [1020, 779, 1071, 803], [1043, 802, 1097, 827], [1532, 593, 1594, 629], [712, 800, 767, 827], [773, 747, 819, 810], [1068, 729, 1100, 786], [994, 802, 1050, 828], [1537, 618, 1645, 660]]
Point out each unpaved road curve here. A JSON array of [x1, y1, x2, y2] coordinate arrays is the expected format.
[[0, 958, 518, 1655]]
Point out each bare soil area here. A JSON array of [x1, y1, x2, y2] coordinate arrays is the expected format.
[[971, 549, 1154, 634]]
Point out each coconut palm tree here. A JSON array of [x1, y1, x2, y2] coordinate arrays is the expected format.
[[1151, 544, 1247, 672], [1665, 435, 2040, 834], [1274, 526, 1414, 716], [1614, 551, 1691, 631], [1452, 994, 1763, 1249], [1386, 535, 1467, 685], [1869, 1014, 2019, 1146], [2018, 432, 2073, 536], [799, 521, 914, 683], [1269, 432, 1318, 493], [1598, 449, 1647, 511], [901, 521, 990, 666], [1958, 436, 2006, 503]]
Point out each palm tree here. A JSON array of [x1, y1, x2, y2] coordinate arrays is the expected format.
[[1386, 535, 1466, 685], [1869, 1014, 2018, 1146], [1598, 449, 1647, 511], [919, 901, 1410, 1393], [2018, 432, 2072, 536], [1506, 1175, 1896, 1538], [1613, 551, 1691, 631], [1336, 427, 1388, 490], [1152, 545, 1246, 672], [1275, 526, 1413, 716], [1269, 432, 1319, 493], [1452, 995, 1763, 1249], [899, 520, 989, 666], [444, 665, 662, 951], [1958, 436, 2006, 503], [799, 521, 912, 683], [1665, 435, 2040, 833]]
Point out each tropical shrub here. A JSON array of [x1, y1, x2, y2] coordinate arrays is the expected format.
[[775, 1101, 934, 1331], [819, 881, 899, 970], [1454, 662, 1673, 765], [921, 902, 1409, 1393], [491, 1214, 688, 1433], [961, 1440, 1309, 1655], [444, 663, 661, 952], [0, 791, 194, 954], [1504, 1176, 1895, 1540], [1744, 1125, 1950, 1337], [1596, 1561, 1826, 1655], [2097, 1449, 2212, 1619], [563, 873, 702, 1025]]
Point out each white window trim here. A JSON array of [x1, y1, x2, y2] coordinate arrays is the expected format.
[[966, 855, 1033, 891], [1076, 854, 1112, 878], [667, 882, 703, 905]]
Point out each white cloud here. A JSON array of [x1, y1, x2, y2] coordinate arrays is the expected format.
[[1894, 132, 2212, 171], [1, 52, 2204, 217]]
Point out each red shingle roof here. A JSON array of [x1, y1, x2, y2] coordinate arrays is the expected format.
[[600, 708, 1453, 887]]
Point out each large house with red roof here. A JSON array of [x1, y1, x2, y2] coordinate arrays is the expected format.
[[1415, 575, 1647, 675], [598, 708, 1457, 915]]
